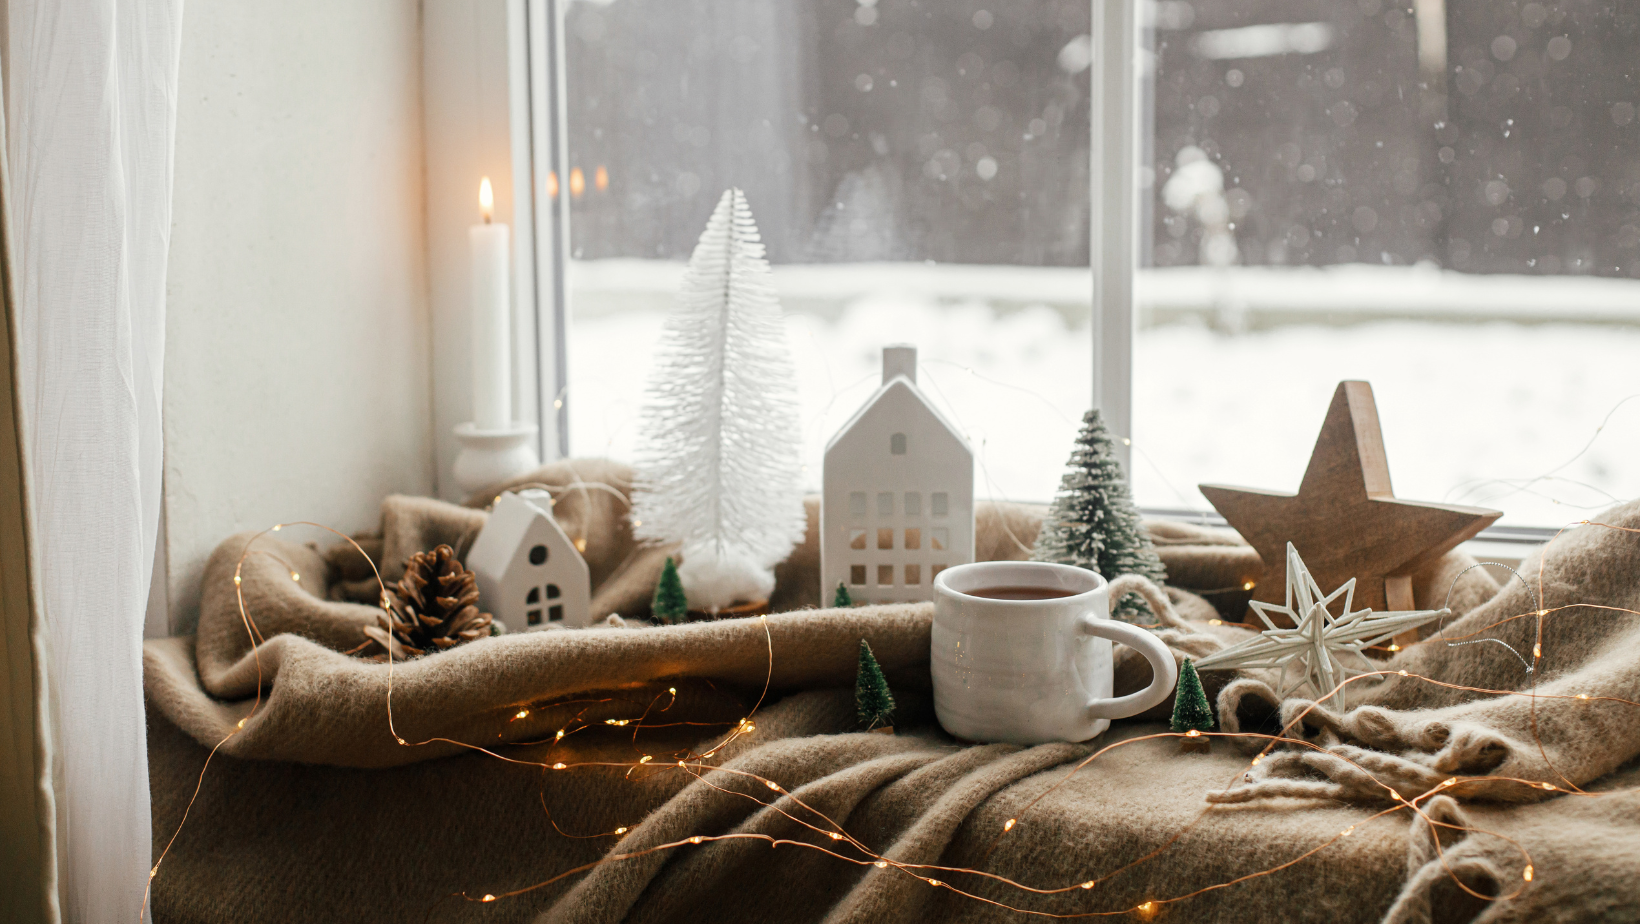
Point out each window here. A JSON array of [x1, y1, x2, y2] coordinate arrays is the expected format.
[[849, 491, 867, 518], [905, 564, 921, 585], [850, 564, 867, 586], [849, 528, 868, 550], [877, 492, 894, 517], [877, 564, 895, 586], [546, 584, 561, 599], [930, 527, 949, 551], [1132, 0, 1640, 525], [931, 493, 948, 517], [530, 2, 1639, 527], [548, 604, 563, 622], [904, 492, 921, 515], [550, 0, 1091, 504], [526, 587, 540, 604], [904, 527, 921, 550], [931, 564, 947, 581], [877, 527, 894, 550], [529, 544, 548, 565]]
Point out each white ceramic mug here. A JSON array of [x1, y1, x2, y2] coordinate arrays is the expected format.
[[931, 561, 1178, 745]]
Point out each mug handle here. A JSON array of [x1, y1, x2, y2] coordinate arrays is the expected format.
[[1078, 616, 1178, 721]]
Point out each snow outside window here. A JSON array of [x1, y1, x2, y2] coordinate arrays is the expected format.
[[548, 0, 1638, 527]]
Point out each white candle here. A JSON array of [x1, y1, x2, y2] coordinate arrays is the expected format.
[[470, 177, 511, 430]]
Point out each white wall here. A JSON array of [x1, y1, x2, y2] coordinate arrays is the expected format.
[[160, 0, 434, 633]]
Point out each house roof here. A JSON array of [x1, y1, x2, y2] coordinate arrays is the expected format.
[[824, 374, 970, 458], [469, 491, 581, 576]]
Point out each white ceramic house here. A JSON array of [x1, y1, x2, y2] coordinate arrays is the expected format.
[[466, 489, 592, 630], [821, 345, 974, 606]]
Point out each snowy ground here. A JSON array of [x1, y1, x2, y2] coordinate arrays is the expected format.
[[566, 261, 1640, 528]]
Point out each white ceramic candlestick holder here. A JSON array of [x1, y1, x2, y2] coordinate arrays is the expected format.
[[452, 421, 540, 498]]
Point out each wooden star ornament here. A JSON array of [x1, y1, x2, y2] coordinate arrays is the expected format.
[[1194, 543, 1449, 709], [1200, 381, 1499, 638]]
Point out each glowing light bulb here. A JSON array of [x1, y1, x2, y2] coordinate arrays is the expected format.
[[575, 537, 587, 552], [1533, 644, 1542, 658], [1443, 778, 1456, 787], [1003, 818, 1016, 831], [479, 177, 494, 222], [678, 760, 687, 767], [606, 719, 630, 726], [927, 879, 941, 887], [555, 729, 565, 740], [396, 737, 408, 745], [1138, 901, 1154, 913], [1386, 643, 1400, 652], [1523, 864, 1533, 882], [689, 836, 703, 845], [482, 894, 496, 902], [1398, 670, 1409, 676], [569, 167, 585, 198], [1251, 756, 1261, 766], [767, 781, 780, 790], [1081, 881, 1094, 890], [875, 861, 888, 869], [1241, 581, 1255, 591], [552, 762, 567, 770], [639, 755, 652, 764], [1121, 438, 1132, 446], [1186, 729, 1200, 737], [614, 827, 627, 835], [669, 687, 677, 695], [594, 165, 609, 191], [236, 718, 247, 729], [829, 832, 842, 840], [233, 575, 242, 586], [632, 520, 642, 528], [515, 709, 529, 720], [1577, 693, 1589, 700], [1541, 782, 1555, 790], [1340, 826, 1355, 837], [1208, 619, 1223, 626]]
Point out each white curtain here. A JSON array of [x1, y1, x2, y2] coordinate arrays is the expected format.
[[6, 0, 183, 920]]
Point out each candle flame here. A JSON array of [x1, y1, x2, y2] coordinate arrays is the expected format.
[[479, 177, 494, 223]]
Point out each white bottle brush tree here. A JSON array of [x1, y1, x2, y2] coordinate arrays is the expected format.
[[630, 189, 807, 611]]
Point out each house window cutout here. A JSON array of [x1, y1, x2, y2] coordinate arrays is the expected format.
[[527, 609, 543, 626], [877, 564, 894, 586], [931, 493, 949, 517], [546, 584, 561, 599], [905, 564, 921, 585], [526, 587, 540, 604], [877, 492, 894, 516], [890, 432, 906, 455], [548, 605, 564, 622], [904, 492, 921, 515], [932, 564, 947, 581], [529, 544, 549, 565], [877, 527, 894, 550], [849, 528, 868, 550], [850, 564, 867, 586], [904, 528, 921, 550], [931, 528, 949, 551], [849, 491, 868, 518]]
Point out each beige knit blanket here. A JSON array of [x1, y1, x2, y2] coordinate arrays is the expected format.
[[144, 460, 1640, 924]]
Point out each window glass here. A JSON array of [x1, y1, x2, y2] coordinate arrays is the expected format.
[[560, 0, 1091, 504], [930, 526, 949, 551], [849, 527, 868, 550], [890, 433, 907, 455], [904, 491, 921, 515], [904, 527, 921, 550], [905, 563, 922, 585], [850, 564, 867, 585], [877, 564, 895, 586], [1132, 0, 1640, 525], [931, 492, 949, 516], [877, 527, 895, 550], [849, 491, 867, 518], [877, 492, 895, 517]]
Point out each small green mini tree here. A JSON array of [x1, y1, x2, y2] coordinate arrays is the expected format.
[[1032, 408, 1167, 622], [855, 639, 895, 731], [652, 556, 688, 625], [833, 582, 853, 608], [1171, 658, 1214, 752]]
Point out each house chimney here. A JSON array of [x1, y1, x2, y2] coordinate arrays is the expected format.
[[882, 344, 917, 385]]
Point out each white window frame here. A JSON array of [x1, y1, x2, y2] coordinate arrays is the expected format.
[[503, 0, 1555, 557]]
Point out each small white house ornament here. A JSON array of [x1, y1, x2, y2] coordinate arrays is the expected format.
[[821, 345, 974, 606], [466, 490, 592, 630]]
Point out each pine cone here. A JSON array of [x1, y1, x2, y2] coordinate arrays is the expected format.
[[356, 545, 493, 661]]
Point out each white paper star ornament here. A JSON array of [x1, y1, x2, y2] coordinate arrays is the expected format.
[[1194, 543, 1448, 709]]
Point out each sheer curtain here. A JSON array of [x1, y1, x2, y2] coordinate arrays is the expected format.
[[6, 0, 183, 919]]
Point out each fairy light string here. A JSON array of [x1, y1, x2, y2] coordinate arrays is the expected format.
[[141, 516, 1640, 921]]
